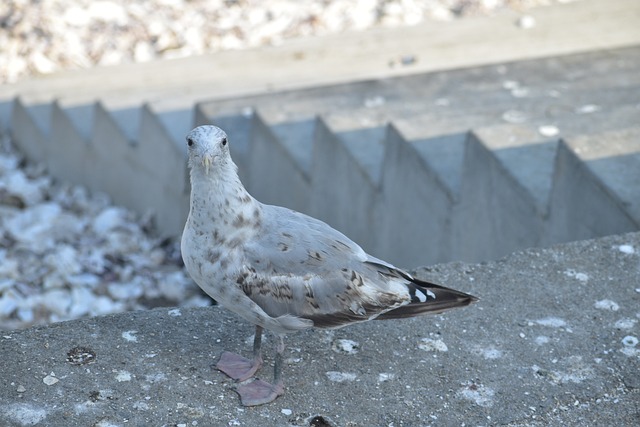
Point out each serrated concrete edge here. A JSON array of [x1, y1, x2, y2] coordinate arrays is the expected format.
[[545, 132, 640, 246], [1, 0, 639, 264], [379, 124, 455, 266]]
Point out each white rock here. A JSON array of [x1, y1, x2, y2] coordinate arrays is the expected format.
[[68, 287, 97, 317], [5, 203, 62, 245], [0, 153, 19, 172], [115, 370, 132, 382], [0, 279, 15, 293], [17, 307, 34, 323], [49, 211, 87, 242], [108, 282, 144, 301], [134, 41, 154, 63], [92, 207, 128, 235], [105, 231, 143, 255], [64, 6, 91, 27], [0, 253, 20, 279], [90, 296, 124, 316], [419, 338, 448, 352], [157, 271, 192, 301], [378, 373, 395, 382], [88, 1, 128, 25], [325, 371, 357, 382], [594, 299, 620, 311], [42, 274, 65, 290], [538, 125, 559, 137], [122, 330, 138, 342], [66, 273, 101, 288], [614, 318, 638, 330], [516, 15, 536, 29], [41, 289, 71, 316], [181, 294, 213, 308], [45, 245, 81, 277], [618, 244, 635, 254], [30, 51, 57, 74], [564, 269, 589, 282], [535, 317, 567, 328], [331, 338, 360, 354], [81, 250, 109, 275], [43, 374, 59, 386], [0, 289, 21, 316], [2, 169, 47, 206]]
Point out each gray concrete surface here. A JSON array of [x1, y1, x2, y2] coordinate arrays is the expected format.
[[1, 232, 639, 426], [200, 46, 640, 266]]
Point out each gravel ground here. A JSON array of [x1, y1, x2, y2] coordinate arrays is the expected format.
[[0, 135, 211, 331], [0, 0, 578, 330], [0, 0, 577, 84]]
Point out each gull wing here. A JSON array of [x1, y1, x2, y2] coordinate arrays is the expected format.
[[235, 205, 476, 330]]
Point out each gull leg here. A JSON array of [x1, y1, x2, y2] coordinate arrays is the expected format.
[[236, 335, 285, 406], [216, 325, 264, 381]]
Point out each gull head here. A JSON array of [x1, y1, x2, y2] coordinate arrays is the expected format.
[[185, 125, 230, 174]]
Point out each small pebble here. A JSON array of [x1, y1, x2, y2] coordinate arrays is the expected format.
[[325, 371, 357, 382], [538, 125, 559, 137], [378, 373, 395, 382], [594, 299, 620, 311], [43, 374, 59, 385], [516, 15, 536, 29], [618, 244, 634, 254], [332, 338, 360, 354], [418, 338, 448, 352]]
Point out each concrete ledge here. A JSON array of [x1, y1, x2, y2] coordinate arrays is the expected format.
[[1, 0, 639, 109], [2, 232, 639, 426]]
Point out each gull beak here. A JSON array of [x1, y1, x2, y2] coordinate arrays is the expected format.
[[202, 156, 212, 174]]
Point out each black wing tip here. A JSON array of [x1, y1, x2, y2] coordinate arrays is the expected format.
[[454, 290, 479, 305], [410, 278, 479, 304], [376, 279, 478, 320]]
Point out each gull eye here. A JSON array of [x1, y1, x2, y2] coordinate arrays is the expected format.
[[187, 137, 194, 147], [221, 137, 227, 146]]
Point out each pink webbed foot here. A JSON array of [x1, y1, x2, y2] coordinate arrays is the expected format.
[[236, 379, 284, 406], [216, 351, 262, 381]]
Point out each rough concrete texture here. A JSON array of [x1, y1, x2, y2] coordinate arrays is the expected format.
[[200, 46, 640, 266], [2, 232, 639, 426]]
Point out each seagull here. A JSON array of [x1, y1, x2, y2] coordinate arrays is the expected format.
[[181, 125, 477, 406]]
